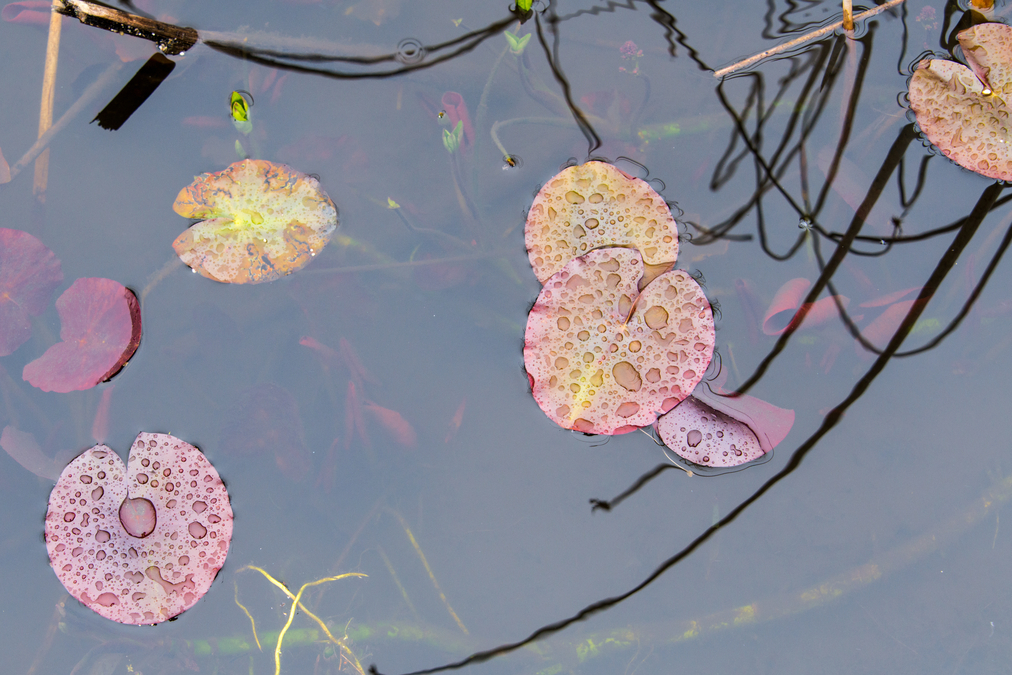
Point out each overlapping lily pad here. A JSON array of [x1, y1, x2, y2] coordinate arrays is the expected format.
[[23, 278, 141, 393], [657, 396, 765, 470], [525, 161, 679, 284], [172, 159, 338, 284], [45, 433, 232, 625], [0, 228, 63, 356], [908, 23, 1012, 181], [523, 247, 714, 435]]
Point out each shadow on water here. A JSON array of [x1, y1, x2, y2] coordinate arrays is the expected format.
[[8, 0, 1012, 673]]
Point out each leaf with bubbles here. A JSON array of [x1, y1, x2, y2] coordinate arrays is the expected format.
[[909, 23, 1012, 181], [524, 161, 679, 284], [524, 247, 714, 435], [173, 159, 338, 284], [45, 433, 233, 624]]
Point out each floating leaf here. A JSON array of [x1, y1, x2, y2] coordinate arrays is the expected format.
[[45, 433, 233, 624], [524, 247, 714, 435], [23, 278, 141, 393], [172, 159, 338, 284], [0, 228, 63, 356], [525, 161, 679, 284], [908, 23, 1012, 181], [691, 373, 795, 454], [657, 396, 766, 470]]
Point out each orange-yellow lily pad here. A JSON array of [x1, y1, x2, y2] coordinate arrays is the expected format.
[[908, 23, 1012, 181], [523, 247, 714, 435], [524, 161, 679, 284], [172, 159, 338, 284]]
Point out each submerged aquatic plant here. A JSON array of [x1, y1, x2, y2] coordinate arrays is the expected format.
[[0, 228, 63, 356], [172, 159, 338, 284], [908, 23, 1012, 181], [45, 433, 233, 625]]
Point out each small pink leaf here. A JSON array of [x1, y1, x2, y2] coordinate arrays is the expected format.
[[657, 396, 766, 469], [692, 378, 795, 453], [23, 278, 141, 393], [44, 433, 233, 624], [0, 228, 63, 356]]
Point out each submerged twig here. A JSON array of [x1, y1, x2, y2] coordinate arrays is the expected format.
[[713, 0, 905, 78], [33, 2, 63, 202]]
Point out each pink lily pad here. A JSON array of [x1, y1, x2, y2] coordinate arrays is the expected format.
[[908, 23, 1012, 181], [172, 159, 338, 284], [523, 247, 714, 435], [0, 228, 63, 356], [45, 433, 233, 625], [23, 278, 141, 393], [657, 396, 766, 470], [524, 161, 679, 284]]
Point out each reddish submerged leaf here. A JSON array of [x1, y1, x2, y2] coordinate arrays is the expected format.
[[45, 433, 233, 624], [0, 228, 63, 356], [762, 277, 849, 335], [23, 278, 141, 393]]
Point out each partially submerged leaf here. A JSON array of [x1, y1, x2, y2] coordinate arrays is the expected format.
[[0, 228, 63, 356], [525, 161, 679, 284], [172, 159, 338, 284], [45, 433, 233, 624], [657, 396, 766, 470], [23, 278, 141, 393], [691, 375, 795, 454], [524, 247, 714, 435], [908, 23, 1012, 181]]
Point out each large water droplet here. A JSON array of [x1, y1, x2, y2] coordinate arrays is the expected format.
[[686, 429, 702, 447], [120, 498, 156, 538]]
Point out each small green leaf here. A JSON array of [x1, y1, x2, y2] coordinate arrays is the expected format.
[[516, 0, 533, 12], [505, 31, 531, 55], [442, 120, 463, 153], [230, 91, 250, 122], [387, 197, 400, 209]]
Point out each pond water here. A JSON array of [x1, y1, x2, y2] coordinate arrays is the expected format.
[[3, 0, 1012, 673]]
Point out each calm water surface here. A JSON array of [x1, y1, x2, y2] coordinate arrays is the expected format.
[[3, 0, 1012, 673]]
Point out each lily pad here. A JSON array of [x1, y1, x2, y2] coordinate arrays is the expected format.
[[172, 159, 338, 284], [908, 23, 1012, 181], [523, 247, 714, 435], [0, 228, 63, 356], [45, 433, 233, 625], [23, 278, 141, 393], [525, 161, 679, 284], [657, 396, 766, 470]]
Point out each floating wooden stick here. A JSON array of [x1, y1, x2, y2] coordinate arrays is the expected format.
[[713, 0, 905, 78], [54, 0, 197, 54]]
